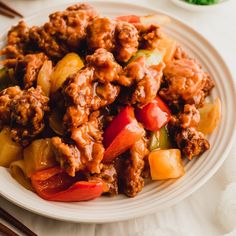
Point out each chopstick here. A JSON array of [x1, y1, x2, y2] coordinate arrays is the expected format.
[[0, 207, 37, 236], [0, 8, 15, 18], [0, 222, 19, 236], [0, 1, 23, 18]]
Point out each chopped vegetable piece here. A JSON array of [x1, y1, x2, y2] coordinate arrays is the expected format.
[[129, 49, 164, 66], [157, 35, 177, 63], [116, 15, 140, 23], [31, 166, 103, 202], [159, 126, 172, 149], [51, 53, 84, 93], [23, 139, 57, 177], [135, 96, 171, 131], [103, 106, 143, 162], [49, 110, 65, 136], [185, 0, 219, 5], [197, 97, 221, 135], [37, 60, 53, 96], [140, 14, 171, 26], [10, 160, 34, 191], [148, 149, 185, 180], [103, 106, 136, 147], [0, 127, 22, 167], [149, 126, 172, 151], [149, 131, 159, 152]]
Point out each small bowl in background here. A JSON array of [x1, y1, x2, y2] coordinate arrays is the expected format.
[[171, 0, 231, 11]]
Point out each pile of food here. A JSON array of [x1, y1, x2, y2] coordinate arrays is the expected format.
[[0, 3, 220, 202]]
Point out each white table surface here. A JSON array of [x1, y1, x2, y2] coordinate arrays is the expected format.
[[0, 0, 236, 235]]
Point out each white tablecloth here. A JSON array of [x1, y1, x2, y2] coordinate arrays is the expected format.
[[0, 0, 236, 235]]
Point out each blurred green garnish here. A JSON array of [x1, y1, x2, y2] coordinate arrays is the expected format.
[[185, 0, 219, 5]]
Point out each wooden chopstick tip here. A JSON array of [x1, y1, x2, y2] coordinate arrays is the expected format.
[[0, 1, 23, 18], [0, 222, 19, 236], [0, 8, 15, 18], [0, 207, 37, 236]]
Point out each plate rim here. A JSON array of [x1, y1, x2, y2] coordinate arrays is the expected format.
[[0, 1, 236, 223]]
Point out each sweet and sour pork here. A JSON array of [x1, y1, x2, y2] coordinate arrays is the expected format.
[[0, 3, 215, 198]]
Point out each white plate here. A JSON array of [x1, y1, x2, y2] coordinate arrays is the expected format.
[[171, 0, 231, 12], [0, 1, 235, 223]]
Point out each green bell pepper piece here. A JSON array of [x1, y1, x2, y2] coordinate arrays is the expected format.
[[149, 126, 172, 151], [128, 49, 163, 66]]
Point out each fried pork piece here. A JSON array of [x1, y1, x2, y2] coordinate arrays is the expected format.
[[0, 86, 49, 146], [63, 105, 90, 132], [51, 137, 83, 177], [170, 104, 201, 129], [14, 53, 48, 88], [169, 104, 209, 160], [174, 46, 217, 99], [203, 73, 215, 97], [89, 164, 118, 195], [160, 58, 214, 108], [62, 49, 120, 130], [29, 26, 69, 61], [114, 21, 139, 62], [119, 56, 165, 107], [50, 3, 97, 49], [179, 104, 200, 129], [62, 67, 94, 129], [173, 46, 189, 60], [63, 67, 94, 107], [52, 112, 104, 177], [62, 68, 120, 129], [87, 18, 139, 62], [121, 124, 149, 197], [0, 86, 22, 126], [87, 18, 116, 52], [175, 127, 210, 160], [30, 3, 98, 60], [92, 83, 120, 110], [134, 23, 162, 49], [0, 21, 30, 59], [71, 111, 104, 174], [86, 48, 122, 83], [122, 135, 149, 197]]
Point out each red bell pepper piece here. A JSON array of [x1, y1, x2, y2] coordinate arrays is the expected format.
[[31, 166, 103, 202], [116, 15, 140, 23], [135, 96, 171, 131], [103, 106, 143, 162]]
